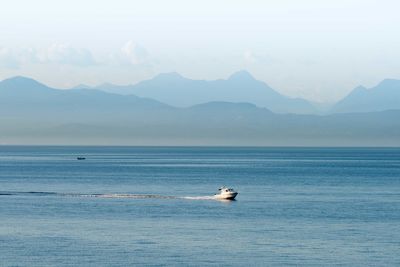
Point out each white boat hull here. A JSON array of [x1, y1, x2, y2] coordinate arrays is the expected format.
[[214, 192, 238, 200]]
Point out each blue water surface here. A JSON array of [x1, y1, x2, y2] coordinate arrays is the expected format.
[[0, 146, 399, 266]]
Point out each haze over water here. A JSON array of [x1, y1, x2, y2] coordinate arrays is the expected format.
[[1, 146, 399, 266]]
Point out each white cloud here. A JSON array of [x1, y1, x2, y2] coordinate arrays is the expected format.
[[0, 47, 38, 69], [39, 43, 96, 66], [0, 47, 20, 69], [0, 44, 96, 69], [115, 41, 150, 65], [243, 50, 257, 64]]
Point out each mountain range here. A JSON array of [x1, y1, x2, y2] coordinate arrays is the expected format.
[[331, 79, 400, 113], [0, 75, 399, 146], [86, 71, 316, 114], [78, 71, 400, 114]]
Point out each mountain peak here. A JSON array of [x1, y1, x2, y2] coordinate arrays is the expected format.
[[344, 85, 367, 99], [331, 79, 400, 113], [376, 79, 400, 89], [154, 72, 185, 81], [0, 76, 49, 90], [353, 85, 367, 92], [228, 70, 255, 81], [2, 75, 38, 84]]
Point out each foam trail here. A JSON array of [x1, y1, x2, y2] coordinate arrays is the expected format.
[[82, 194, 177, 199], [0, 191, 224, 201], [82, 194, 218, 200], [180, 196, 216, 200]]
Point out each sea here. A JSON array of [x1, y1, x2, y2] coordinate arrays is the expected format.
[[0, 146, 399, 266]]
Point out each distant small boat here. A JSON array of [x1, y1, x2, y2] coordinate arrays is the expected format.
[[77, 157, 86, 160], [214, 186, 238, 200]]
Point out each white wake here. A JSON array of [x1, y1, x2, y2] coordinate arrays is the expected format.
[[1, 191, 228, 201], [180, 196, 216, 200]]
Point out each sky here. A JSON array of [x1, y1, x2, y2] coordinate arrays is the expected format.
[[0, 0, 399, 102]]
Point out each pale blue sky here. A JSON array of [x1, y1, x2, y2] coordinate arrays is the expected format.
[[0, 0, 399, 102]]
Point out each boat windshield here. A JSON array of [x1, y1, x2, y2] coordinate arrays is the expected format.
[[219, 187, 235, 193]]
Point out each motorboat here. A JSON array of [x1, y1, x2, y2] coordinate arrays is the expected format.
[[77, 157, 86, 160], [214, 186, 238, 200]]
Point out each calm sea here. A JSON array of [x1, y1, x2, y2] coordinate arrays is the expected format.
[[1, 146, 399, 266]]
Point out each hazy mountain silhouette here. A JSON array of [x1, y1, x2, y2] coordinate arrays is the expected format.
[[331, 79, 400, 113], [1, 76, 399, 146], [92, 70, 317, 114], [0, 76, 172, 120]]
